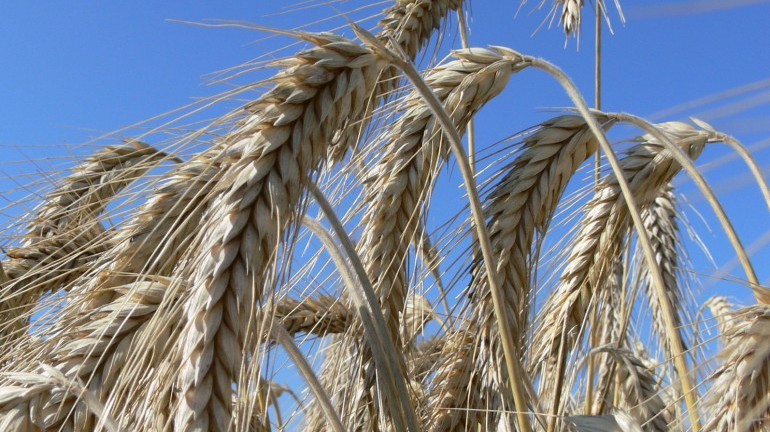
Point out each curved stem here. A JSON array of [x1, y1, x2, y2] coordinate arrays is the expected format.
[[353, 24, 534, 431], [270, 324, 345, 432], [457, 7, 477, 174], [714, 133, 770, 213], [304, 185, 419, 432], [530, 59, 702, 432], [612, 113, 767, 304]]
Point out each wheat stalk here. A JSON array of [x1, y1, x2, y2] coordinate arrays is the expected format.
[[532, 121, 708, 423], [358, 46, 526, 347], [320, 46, 529, 429], [461, 114, 613, 429], [0, 3, 767, 431]]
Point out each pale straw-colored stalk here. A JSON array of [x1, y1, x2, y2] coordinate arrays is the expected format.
[[463, 114, 614, 430], [331, 46, 529, 428], [531, 120, 708, 431], [356, 31, 534, 431]]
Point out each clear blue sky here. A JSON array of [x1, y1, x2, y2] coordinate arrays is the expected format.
[[1, 0, 769, 315]]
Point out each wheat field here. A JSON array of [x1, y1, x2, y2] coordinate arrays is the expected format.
[[1, 1, 770, 431]]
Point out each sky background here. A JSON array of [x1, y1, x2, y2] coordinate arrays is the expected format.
[[2, 0, 768, 293], [1, 1, 769, 425]]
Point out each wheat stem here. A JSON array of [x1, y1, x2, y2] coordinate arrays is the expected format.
[[612, 113, 767, 304], [307, 183, 419, 432], [711, 132, 770, 213], [530, 58, 702, 431], [356, 28, 534, 431]]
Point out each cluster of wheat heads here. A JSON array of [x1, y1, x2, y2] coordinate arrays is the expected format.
[[1, 1, 769, 431]]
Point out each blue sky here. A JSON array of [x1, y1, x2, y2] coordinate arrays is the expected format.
[[4, 1, 767, 294], [1, 1, 769, 427]]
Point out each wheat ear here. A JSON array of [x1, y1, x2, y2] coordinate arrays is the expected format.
[[426, 329, 482, 431], [341, 46, 528, 428], [704, 305, 770, 432], [596, 347, 670, 431], [705, 296, 736, 342], [532, 122, 707, 423], [424, 115, 613, 431], [172, 3, 464, 429], [635, 185, 690, 360], [304, 45, 528, 429], [275, 295, 350, 337], [588, 259, 624, 415], [358, 46, 527, 347], [464, 114, 613, 428], [0, 278, 171, 430]]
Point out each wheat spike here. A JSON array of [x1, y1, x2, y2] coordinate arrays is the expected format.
[[704, 305, 770, 432], [705, 296, 736, 342], [275, 295, 350, 337], [598, 347, 669, 431], [426, 329, 483, 431], [471, 115, 615, 428], [171, 2, 463, 430], [308, 46, 527, 430], [0, 142, 171, 340], [358, 46, 526, 346], [532, 121, 708, 417], [588, 259, 624, 415], [0, 278, 171, 430], [634, 185, 691, 360]]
